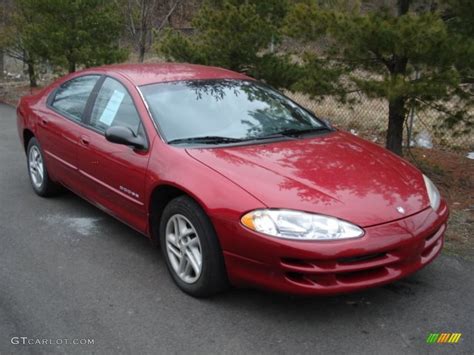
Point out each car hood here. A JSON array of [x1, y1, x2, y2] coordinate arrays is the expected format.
[[186, 131, 429, 227]]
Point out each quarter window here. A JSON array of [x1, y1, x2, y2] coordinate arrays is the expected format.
[[51, 75, 100, 121], [90, 78, 141, 135]]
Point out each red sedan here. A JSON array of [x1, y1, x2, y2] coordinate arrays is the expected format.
[[17, 64, 448, 297]]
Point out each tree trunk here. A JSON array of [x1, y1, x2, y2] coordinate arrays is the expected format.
[[27, 59, 37, 88], [138, 41, 146, 63], [137, 0, 148, 63], [398, 0, 410, 16], [68, 60, 76, 73], [138, 28, 147, 63], [0, 49, 4, 80], [386, 96, 406, 156], [382, 0, 410, 156]]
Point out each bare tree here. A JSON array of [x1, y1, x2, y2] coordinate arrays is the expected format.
[[0, 49, 4, 80], [0, 0, 11, 80], [117, 0, 184, 62]]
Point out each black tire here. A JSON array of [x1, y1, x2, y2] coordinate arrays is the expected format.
[[159, 196, 229, 297], [26, 137, 62, 197]]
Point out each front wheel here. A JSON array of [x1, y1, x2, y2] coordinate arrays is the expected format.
[[27, 137, 62, 197], [159, 196, 228, 297]]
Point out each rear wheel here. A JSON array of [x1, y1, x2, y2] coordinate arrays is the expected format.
[[159, 196, 228, 297], [27, 138, 62, 197]]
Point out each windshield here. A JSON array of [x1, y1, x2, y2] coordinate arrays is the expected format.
[[140, 79, 327, 144]]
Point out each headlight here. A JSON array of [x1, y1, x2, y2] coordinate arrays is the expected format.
[[241, 209, 364, 240], [423, 174, 440, 211]]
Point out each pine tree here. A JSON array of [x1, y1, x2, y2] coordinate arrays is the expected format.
[[1, 0, 41, 86], [286, 0, 473, 155], [158, 0, 299, 88], [20, 0, 128, 73]]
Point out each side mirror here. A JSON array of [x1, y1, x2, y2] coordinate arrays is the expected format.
[[105, 126, 146, 150]]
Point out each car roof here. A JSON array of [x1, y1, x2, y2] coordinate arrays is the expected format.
[[86, 63, 252, 86]]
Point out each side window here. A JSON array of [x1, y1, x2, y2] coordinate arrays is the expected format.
[[51, 75, 100, 121], [89, 78, 142, 135]]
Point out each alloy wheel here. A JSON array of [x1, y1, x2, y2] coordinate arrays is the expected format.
[[165, 214, 203, 284], [29, 146, 44, 189]]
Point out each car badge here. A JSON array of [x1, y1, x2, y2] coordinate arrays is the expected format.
[[396, 206, 405, 214]]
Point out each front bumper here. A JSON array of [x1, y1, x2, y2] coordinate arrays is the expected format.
[[218, 201, 449, 295]]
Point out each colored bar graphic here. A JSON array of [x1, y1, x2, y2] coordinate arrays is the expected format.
[[426, 333, 439, 343], [449, 334, 462, 343], [438, 333, 449, 343], [426, 333, 462, 344]]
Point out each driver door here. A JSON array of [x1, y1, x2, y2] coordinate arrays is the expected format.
[[77, 77, 150, 233]]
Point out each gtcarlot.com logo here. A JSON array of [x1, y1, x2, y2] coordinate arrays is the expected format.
[[11, 337, 94, 345]]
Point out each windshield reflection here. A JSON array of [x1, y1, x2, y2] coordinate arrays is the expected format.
[[140, 80, 324, 143]]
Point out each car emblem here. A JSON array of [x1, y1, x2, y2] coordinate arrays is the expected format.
[[396, 206, 405, 214]]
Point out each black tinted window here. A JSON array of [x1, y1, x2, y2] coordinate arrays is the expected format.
[[51, 75, 100, 121], [90, 78, 141, 135], [140, 80, 324, 143]]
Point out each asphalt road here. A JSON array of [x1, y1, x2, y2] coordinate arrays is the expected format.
[[0, 103, 472, 355]]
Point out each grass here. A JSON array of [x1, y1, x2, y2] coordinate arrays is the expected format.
[[287, 91, 473, 151], [407, 148, 474, 258]]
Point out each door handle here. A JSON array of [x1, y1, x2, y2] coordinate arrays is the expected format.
[[40, 118, 49, 126], [80, 135, 90, 146]]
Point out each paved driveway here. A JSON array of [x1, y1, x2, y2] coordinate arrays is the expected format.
[[0, 103, 472, 354]]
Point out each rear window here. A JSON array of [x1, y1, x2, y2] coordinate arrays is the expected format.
[[51, 75, 100, 121]]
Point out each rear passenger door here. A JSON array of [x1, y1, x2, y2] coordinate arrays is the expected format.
[[39, 75, 101, 192], [77, 77, 150, 233]]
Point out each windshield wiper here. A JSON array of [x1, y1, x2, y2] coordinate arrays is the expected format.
[[253, 126, 332, 141], [168, 127, 332, 145], [273, 126, 332, 137], [168, 136, 246, 145]]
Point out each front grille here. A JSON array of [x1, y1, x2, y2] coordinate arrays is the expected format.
[[281, 223, 446, 288], [335, 267, 389, 284], [338, 252, 386, 264], [421, 224, 445, 259]]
